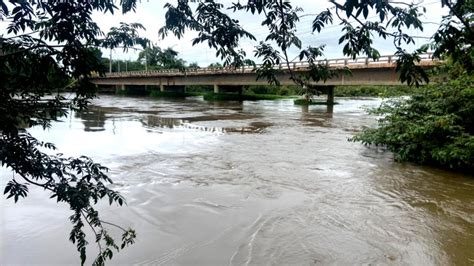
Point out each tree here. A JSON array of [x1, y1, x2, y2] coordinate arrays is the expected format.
[[138, 45, 186, 70], [159, 47, 186, 69], [187, 62, 201, 69], [103, 58, 146, 72], [208, 62, 223, 68], [350, 72, 473, 171], [348, 0, 473, 170], [431, 0, 473, 73], [1, 1, 148, 265], [138, 45, 162, 66]]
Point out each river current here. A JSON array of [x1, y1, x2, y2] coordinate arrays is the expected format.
[[1, 95, 473, 265]]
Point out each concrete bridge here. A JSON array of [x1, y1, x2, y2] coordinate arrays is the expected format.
[[90, 53, 439, 103]]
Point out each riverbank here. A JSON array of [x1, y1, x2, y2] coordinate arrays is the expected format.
[[334, 85, 416, 97], [112, 85, 418, 99]]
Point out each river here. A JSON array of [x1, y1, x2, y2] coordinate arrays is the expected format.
[[1, 95, 473, 265]]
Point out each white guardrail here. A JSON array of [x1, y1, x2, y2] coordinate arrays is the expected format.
[[99, 53, 436, 78]]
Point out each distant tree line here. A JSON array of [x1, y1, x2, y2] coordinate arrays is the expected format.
[[102, 45, 225, 72]]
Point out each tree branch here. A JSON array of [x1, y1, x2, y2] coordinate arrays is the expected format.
[[444, 0, 473, 36], [81, 210, 103, 253], [99, 220, 128, 232], [17, 171, 54, 191], [277, 0, 302, 86], [0, 44, 65, 57]]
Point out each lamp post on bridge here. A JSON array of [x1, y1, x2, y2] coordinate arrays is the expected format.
[[109, 49, 112, 73], [108, 46, 145, 73]]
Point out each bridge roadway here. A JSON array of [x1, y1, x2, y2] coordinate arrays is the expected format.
[[90, 53, 439, 103]]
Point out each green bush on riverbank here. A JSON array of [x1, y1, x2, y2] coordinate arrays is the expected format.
[[334, 85, 417, 97], [113, 84, 421, 99], [351, 73, 474, 172], [243, 85, 301, 96], [246, 85, 418, 98]]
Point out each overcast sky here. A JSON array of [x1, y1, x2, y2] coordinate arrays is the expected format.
[[1, 1, 448, 66], [92, 0, 447, 66]]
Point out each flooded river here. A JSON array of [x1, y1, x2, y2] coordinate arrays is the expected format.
[[1, 95, 473, 265]]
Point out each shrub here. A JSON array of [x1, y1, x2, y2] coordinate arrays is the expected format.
[[334, 85, 416, 97], [351, 73, 474, 172], [185, 85, 213, 93], [244, 85, 301, 96], [278, 87, 290, 96]]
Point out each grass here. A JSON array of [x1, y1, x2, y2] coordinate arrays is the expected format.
[[203, 93, 288, 101]]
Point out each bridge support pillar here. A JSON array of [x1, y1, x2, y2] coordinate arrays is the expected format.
[[160, 84, 165, 92], [326, 86, 335, 105], [309, 85, 335, 105], [213, 84, 220, 93]]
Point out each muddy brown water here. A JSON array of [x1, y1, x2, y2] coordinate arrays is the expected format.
[[1, 95, 473, 265]]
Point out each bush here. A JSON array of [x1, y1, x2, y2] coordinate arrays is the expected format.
[[185, 85, 213, 93], [351, 73, 474, 172], [278, 87, 290, 96], [244, 85, 301, 96], [335, 85, 416, 97]]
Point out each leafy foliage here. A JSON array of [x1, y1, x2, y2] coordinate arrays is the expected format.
[[348, 0, 473, 171], [1, 1, 146, 264], [103, 58, 145, 72], [334, 85, 415, 97], [187, 62, 201, 69], [351, 74, 474, 171], [244, 85, 300, 96], [208, 62, 223, 68], [138, 45, 186, 70], [395, 46, 430, 87], [431, 0, 473, 73], [159, 0, 255, 66], [102, 22, 148, 51]]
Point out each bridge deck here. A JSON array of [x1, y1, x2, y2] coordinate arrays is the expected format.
[[91, 53, 440, 86], [98, 54, 437, 77]]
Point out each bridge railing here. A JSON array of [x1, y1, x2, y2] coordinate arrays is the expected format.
[[97, 53, 435, 78]]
